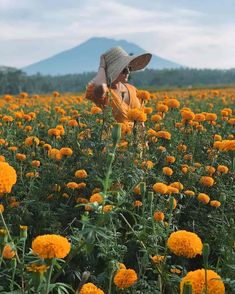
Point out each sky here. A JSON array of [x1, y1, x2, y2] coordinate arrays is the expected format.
[[0, 0, 235, 69]]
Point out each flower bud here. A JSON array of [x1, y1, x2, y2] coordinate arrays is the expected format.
[[182, 281, 193, 294], [20, 225, 28, 239], [112, 123, 121, 146], [140, 182, 146, 197]]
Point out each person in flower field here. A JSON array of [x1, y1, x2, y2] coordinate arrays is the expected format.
[[85, 46, 152, 125]]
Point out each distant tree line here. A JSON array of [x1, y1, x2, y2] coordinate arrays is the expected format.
[[0, 66, 235, 95]]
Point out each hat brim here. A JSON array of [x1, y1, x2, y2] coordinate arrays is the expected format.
[[128, 53, 152, 71]]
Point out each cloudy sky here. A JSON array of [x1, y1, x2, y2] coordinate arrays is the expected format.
[[1, 0, 235, 69]]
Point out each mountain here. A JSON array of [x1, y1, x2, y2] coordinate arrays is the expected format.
[[22, 37, 182, 75]]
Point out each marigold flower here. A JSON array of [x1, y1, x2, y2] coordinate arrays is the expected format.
[[103, 205, 113, 213], [89, 193, 103, 203], [210, 200, 221, 207], [75, 169, 88, 178], [199, 176, 214, 187], [26, 263, 49, 273], [67, 182, 78, 189], [167, 230, 202, 258], [170, 268, 182, 274], [163, 167, 173, 176], [16, 153, 27, 161], [154, 211, 165, 221], [25, 136, 40, 146], [48, 148, 62, 161], [91, 106, 102, 114], [31, 160, 41, 167], [114, 268, 138, 289], [2, 244, 16, 259], [167, 98, 180, 108], [184, 190, 195, 196], [60, 147, 73, 156], [127, 108, 147, 122], [155, 131, 171, 140], [79, 282, 104, 294], [205, 166, 216, 175], [205, 113, 217, 121], [217, 165, 228, 174], [170, 182, 184, 191], [166, 156, 176, 164], [32, 234, 70, 259], [137, 89, 150, 101], [0, 162, 17, 194], [134, 200, 143, 207], [151, 255, 165, 264], [181, 110, 195, 121], [157, 103, 168, 112], [151, 114, 162, 122], [194, 113, 206, 122], [180, 269, 225, 294], [166, 186, 179, 194], [152, 182, 168, 194], [197, 193, 210, 204]]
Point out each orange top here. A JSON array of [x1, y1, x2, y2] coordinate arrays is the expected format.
[[85, 83, 142, 123]]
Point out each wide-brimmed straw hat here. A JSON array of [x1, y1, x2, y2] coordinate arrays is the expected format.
[[103, 46, 152, 85]]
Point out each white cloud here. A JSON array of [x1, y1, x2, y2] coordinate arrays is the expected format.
[[0, 0, 235, 68]]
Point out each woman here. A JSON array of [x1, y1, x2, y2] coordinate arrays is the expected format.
[[85, 46, 152, 124]]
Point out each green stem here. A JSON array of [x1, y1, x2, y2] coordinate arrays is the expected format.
[[45, 259, 54, 294], [10, 259, 17, 291]]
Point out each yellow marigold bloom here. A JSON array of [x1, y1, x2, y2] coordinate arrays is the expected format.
[[180, 269, 225, 294], [214, 134, 222, 141], [155, 131, 171, 140], [75, 169, 88, 178], [25, 171, 39, 178], [26, 263, 49, 273], [152, 182, 168, 194], [141, 160, 154, 169], [114, 268, 138, 289], [198, 193, 210, 204], [210, 200, 221, 207], [137, 89, 150, 101], [166, 186, 179, 194], [205, 113, 217, 121], [60, 147, 73, 156], [163, 167, 173, 176], [151, 114, 162, 122], [79, 282, 104, 294], [194, 113, 206, 122], [166, 156, 176, 164], [217, 165, 228, 174], [151, 255, 165, 264], [43, 143, 52, 151], [167, 230, 203, 258], [154, 211, 165, 221], [16, 153, 27, 161], [157, 103, 168, 112], [3, 244, 16, 259], [181, 110, 195, 121], [0, 162, 17, 194], [67, 182, 78, 189], [184, 190, 195, 196], [25, 136, 40, 146], [89, 193, 103, 203], [170, 268, 182, 274], [127, 108, 147, 122], [0, 204, 4, 213], [199, 176, 214, 187], [167, 98, 180, 108], [170, 182, 184, 191], [32, 234, 70, 259]]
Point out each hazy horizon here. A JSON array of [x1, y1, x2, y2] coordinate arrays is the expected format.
[[1, 0, 235, 69]]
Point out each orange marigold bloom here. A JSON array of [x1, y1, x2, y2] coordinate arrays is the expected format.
[[114, 269, 138, 289], [166, 156, 176, 164], [32, 234, 70, 259], [79, 283, 104, 294], [167, 230, 203, 258], [199, 176, 214, 187], [137, 89, 150, 101], [163, 167, 173, 176], [0, 204, 4, 213], [103, 205, 113, 213], [127, 108, 147, 122], [228, 118, 235, 125], [68, 119, 78, 127], [166, 186, 179, 194], [31, 160, 41, 167], [181, 110, 195, 121], [151, 114, 162, 122], [157, 103, 168, 112], [0, 162, 17, 194], [48, 148, 62, 161], [60, 147, 73, 156], [217, 165, 228, 174], [194, 113, 206, 122], [89, 193, 103, 203], [155, 131, 171, 140], [152, 182, 168, 194], [205, 113, 217, 121], [214, 134, 222, 141], [16, 153, 27, 161], [77, 182, 86, 189], [197, 193, 210, 204], [133, 185, 141, 195], [154, 211, 165, 221], [143, 107, 153, 114], [167, 98, 180, 108], [134, 200, 143, 207], [3, 244, 16, 259], [210, 200, 221, 207], [180, 269, 225, 294], [170, 182, 184, 191], [66, 182, 78, 189], [91, 106, 102, 114], [151, 255, 165, 264], [184, 190, 195, 196], [25, 136, 40, 146], [75, 169, 88, 178], [205, 166, 216, 175]]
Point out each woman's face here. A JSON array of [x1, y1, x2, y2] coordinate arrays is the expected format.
[[112, 66, 131, 84]]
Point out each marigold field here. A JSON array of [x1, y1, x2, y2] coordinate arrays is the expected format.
[[0, 88, 234, 294]]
